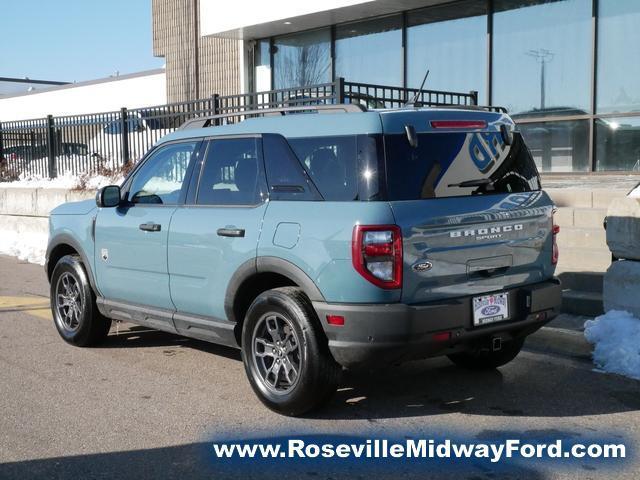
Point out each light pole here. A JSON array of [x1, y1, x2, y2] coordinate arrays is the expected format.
[[526, 48, 554, 110]]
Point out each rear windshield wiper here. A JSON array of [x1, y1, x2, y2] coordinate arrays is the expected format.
[[448, 178, 494, 188]]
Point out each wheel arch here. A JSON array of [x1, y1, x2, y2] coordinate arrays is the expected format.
[[225, 256, 326, 344], [46, 234, 99, 295]]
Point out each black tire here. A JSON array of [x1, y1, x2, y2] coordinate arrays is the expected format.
[[447, 337, 525, 370], [50, 254, 111, 347], [241, 287, 341, 416]]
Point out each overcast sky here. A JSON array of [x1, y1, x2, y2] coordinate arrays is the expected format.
[[1, 0, 164, 82]]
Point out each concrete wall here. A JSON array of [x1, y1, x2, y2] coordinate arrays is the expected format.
[[0, 70, 166, 121], [0, 187, 93, 235]]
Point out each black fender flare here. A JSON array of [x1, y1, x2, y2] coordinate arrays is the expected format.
[[46, 233, 100, 296], [224, 256, 325, 324]]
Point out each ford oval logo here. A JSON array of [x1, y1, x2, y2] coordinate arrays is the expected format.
[[481, 305, 501, 316], [412, 261, 433, 272]]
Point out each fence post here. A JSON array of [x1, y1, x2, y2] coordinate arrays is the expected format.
[[0, 121, 4, 163], [46, 115, 57, 179], [120, 107, 130, 165], [336, 77, 345, 104], [210, 94, 220, 126], [470, 90, 479, 106]]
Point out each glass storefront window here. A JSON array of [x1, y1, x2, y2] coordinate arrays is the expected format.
[[597, 0, 640, 114], [335, 15, 402, 86], [492, 0, 591, 117], [254, 39, 271, 92], [519, 120, 590, 172], [407, 1, 487, 104], [273, 29, 331, 89], [596, 117, 640, 171]]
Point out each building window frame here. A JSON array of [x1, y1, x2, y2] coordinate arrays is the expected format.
[[251, 0, 640, 174]]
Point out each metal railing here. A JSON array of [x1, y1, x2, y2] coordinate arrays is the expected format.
[[0, 78, 484, 181]]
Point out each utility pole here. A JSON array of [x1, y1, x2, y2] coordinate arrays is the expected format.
[[526, 49, 554, 110]]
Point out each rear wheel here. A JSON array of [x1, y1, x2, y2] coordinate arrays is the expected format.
[[447, 337, 524, 370], [50, 255, 111, 346], [241, 287, 340, 416]]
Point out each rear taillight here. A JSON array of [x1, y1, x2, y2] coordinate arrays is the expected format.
[[352, 225, 402, 289], [552, 212, 560, 265]]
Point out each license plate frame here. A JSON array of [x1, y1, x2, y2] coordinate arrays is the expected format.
[[472, 292, 509, 327]]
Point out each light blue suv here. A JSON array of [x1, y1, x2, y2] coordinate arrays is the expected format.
[[46, 104, 562, 415]]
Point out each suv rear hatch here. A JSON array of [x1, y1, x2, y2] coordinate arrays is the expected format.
[[381, 109, 556, 305]]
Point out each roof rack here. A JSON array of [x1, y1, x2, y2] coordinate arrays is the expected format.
[[177, 78, 508, 130], [179, 104, 365, 130]]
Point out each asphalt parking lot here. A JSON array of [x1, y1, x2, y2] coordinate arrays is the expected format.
[[0, 254, 639, 479]]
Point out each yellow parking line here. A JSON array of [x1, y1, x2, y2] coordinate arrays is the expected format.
[[0, 296, 52, 321]]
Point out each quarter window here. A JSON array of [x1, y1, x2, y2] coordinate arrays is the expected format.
[[288, 135, 359, 201], [128, 141, 198, 205], [262, 134, 320, 201]]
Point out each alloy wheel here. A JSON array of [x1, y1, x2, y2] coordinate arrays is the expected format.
[[251, 313, 302, 395], [55, 272, 83, 333]]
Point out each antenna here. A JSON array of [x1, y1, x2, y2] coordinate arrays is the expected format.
[[405, 69, 429, 107]]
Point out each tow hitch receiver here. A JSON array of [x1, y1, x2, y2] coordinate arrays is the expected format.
[[492, 337, 502, 351]]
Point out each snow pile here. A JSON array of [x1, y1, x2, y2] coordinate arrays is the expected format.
[[584, 310, 640, 380], [0, 227, 47, 265], [0, 172, 124, 265], [628, 183, 640, 199], [1, 172, 122, 190]]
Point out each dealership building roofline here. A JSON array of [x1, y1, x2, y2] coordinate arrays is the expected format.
[[200, 0, 449, 39]]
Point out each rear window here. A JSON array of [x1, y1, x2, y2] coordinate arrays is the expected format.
[[384, 131, 540, 200]]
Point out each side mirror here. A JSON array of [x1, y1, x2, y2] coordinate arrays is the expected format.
[[96, 185, 121, 208]]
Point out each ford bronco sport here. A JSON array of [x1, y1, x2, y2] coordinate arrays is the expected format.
[[46, 103, 562, 416]]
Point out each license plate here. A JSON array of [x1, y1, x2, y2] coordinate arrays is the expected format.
[[472, 293, 509, 326]]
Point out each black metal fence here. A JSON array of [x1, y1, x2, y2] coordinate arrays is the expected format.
[[0, 78, 479, 181]]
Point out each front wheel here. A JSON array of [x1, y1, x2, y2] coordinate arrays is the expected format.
[[447, 337, 525, 370], [241, 287, 340, 416], [50, 255, 111, 346]]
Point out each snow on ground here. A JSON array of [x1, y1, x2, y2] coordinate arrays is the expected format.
[[584, 310, 640, 381], [0, 228, 47, 265], [1, 172, 121, 190], [628, 182, 640, 198]]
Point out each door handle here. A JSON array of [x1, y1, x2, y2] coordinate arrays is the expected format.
[[139, 222, 161, 232], [217, 227, 245, 238]]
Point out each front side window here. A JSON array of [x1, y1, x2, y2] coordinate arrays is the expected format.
[[384, 131, 540, 200], [196, 138, 267, 206], [128, 141, 198, 205]]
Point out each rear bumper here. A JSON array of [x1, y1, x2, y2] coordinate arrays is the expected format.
[[313, 279, 562, 368]]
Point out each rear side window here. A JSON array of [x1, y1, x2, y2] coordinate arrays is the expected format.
[[262, 134, 320, 201], [288, 135, 359, 201], [196, 138, 267, 206], [384, 131, 540, 200]]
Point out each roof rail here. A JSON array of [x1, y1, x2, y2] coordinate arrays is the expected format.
[[179, 103, 366, 130]]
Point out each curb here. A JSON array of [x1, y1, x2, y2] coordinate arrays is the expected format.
[[525, 326, 593, 360]]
